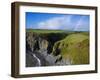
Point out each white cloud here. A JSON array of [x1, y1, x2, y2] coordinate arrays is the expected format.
[[74, 16, 89, 31], [36, 15, 89, 31], [37, 15, 73, 30]]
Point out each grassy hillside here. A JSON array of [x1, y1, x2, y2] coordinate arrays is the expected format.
[[52, 33, 89, 64]]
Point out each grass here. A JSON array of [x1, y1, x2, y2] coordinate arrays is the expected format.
[[26, 29, 65, 33], [52, 33, 89, 64], [26, 29, 87, 34]]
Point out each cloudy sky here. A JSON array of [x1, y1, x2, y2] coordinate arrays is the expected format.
[[26, 12, 90, 31]]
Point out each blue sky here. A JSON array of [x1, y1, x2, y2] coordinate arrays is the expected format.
[[26, 12, 90, 31]]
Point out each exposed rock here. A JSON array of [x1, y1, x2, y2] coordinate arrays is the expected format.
[[26, 52, 40, 67], [26, 32, 49, 53], [38, 37, 48, 51], [26, 32, 37, 52]]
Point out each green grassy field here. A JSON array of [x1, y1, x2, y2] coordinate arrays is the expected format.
[[26, 29, 65, 33], [26, 29, 84, 34]]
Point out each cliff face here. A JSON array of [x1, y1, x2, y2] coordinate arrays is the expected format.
[[26, 32, 49, 52], [26, 32, 89, 67], [26, 32, 67, 67], [26, 32, 68, 54]]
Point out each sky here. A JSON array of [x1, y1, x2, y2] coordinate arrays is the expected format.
[[26, 12, 90, 31]]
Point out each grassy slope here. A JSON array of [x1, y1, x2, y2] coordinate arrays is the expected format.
[[52, 33, 89, 64]]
